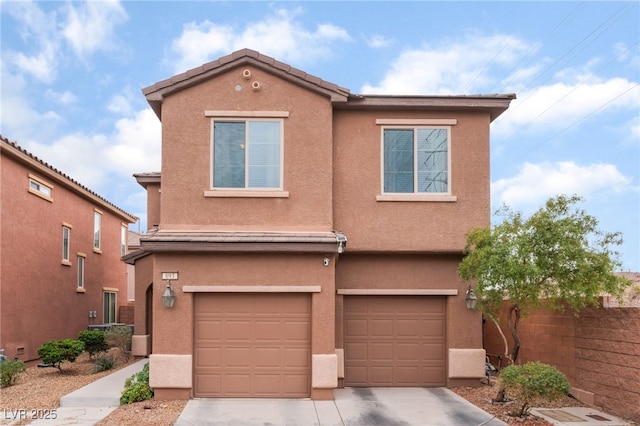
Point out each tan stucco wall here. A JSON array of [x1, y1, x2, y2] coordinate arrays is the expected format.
[[1, 152, 130, 362], [333, 110, 491, 252], [158, 65, 334, 232]]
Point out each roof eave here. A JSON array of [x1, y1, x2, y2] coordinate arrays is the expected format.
[[336, 94, 516, 122]]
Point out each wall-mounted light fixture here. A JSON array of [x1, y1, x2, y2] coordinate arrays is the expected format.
[[161, 272, 178, 308], [465, 285, 478, 310]]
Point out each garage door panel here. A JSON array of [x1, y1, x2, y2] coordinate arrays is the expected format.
[[195, 348, 221, 366], [194, 293, 311, 397], [371, 320, 393, 337], [371, 343, 393, 360], [344, 296, 446, 387], [284, 348, 311, 367], [285, 321, 311, 340], [195, 374, 221, 394]]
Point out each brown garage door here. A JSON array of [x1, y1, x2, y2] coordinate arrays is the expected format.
[[344, 296, 446, 387], [194, 293, 311, 397]]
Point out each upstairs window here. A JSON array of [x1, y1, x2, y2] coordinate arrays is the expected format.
[[212, 120, 282, 189], [93, 211, 102, 252], [383, 127, 450, 194], [121, 225, 127, 256], [77, 254, 86, 290], [28, 175, 53, 201], [62, 225, 71, 264]]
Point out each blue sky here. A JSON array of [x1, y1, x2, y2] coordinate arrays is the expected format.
[[1, 1, 638, 271]]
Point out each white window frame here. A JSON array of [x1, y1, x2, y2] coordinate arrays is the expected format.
[[62, 224, 72, 265], [205, 111, 289, 198], [77, 253, 86, 292], [28, 174, 53, 201], [376, 119, 457, 202], [93, 210, 102, 252]]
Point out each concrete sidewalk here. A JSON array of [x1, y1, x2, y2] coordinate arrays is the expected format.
[[0, 359, 149, 426]]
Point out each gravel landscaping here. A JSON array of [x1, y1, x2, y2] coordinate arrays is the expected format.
[[2, 352, 590, 426]]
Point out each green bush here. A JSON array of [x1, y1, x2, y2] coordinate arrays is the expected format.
[[120, 363, 153, 404], [1, 359, 26, 387], [93, 355, 117, 373], [499, 362, 570, 417], [37, 339, 84, 371], [105, 326, 132, 361], [78, 330, 110, 359]]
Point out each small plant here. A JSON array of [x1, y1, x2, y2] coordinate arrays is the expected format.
[[498, 362, 570, 417], [78, 330, 110, 359], [94, 355, 117, 373], [37, 339, 85, 371], [120, 363, 153, 404], [1, 359, 26, 387], [105, 326, 132, 361]]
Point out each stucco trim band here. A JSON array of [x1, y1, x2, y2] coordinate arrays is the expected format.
[[205, 110, 290, 118], [376, 194, 457, 202], [183, 285, 322, 293], [312, 354, 338, 388], [148, 354, 193, 388], [448, 349, 486, 379], [204, 190, 289, 198], [375, 119, 457, 125], [337, 289, 458, 296]]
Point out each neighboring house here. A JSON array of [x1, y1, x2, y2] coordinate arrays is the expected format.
[[0, 136, 137, 362], [124, 49, 515, 400]]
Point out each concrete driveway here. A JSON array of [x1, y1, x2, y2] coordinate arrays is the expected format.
[[174, 387, 507, 426]]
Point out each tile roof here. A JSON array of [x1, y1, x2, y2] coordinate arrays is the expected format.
[[1, 135, 137, 222], [136, 230, 347, 254], [141, 48, 515, 122]]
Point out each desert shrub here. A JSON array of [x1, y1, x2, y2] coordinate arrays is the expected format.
[[78, 330, 109, 358], [499, 361, 570, 417], [1, 359, 26, 387], [105, 326, 132, 361], [94, 354, 117, 373], [120, 363, 153, 404], [37, 339, 84, 371]]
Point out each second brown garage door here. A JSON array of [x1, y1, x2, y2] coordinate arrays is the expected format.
[[344, 295, 446, 387], [194, 293, 311, 397]]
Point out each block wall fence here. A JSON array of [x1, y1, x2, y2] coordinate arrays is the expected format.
[[483, 301, 640, 423]]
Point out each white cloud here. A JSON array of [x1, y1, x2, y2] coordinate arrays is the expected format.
[[45, 89, 77, 106], [169, 8, 352, 73], [21, 109, 161, 193], [366, 34, 394, 49], [494, 77, 640, 136], [1, 0, 60, 83], [360, 33, 533, 95], [62, 0, 128, 56], [492, 161, 632, 209]]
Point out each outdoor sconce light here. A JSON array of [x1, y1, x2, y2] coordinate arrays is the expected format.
[[465, 285, 478, 310], [162, 282, 175, 308], [161, 272, 178, 308]]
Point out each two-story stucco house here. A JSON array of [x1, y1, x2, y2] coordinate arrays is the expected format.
[[0, 136, 137, 363], [124, 49, 515, 400]]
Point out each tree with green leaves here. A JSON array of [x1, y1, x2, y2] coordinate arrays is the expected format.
[[459, 195, 631, 365]]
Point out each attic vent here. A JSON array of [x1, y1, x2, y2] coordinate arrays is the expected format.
[[252, 81, 261, 91], [242, 69, 251, 79]]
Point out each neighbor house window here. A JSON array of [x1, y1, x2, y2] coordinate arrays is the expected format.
[[62, 225, 71, 264], [120, 225, 127, 256], [28, 175, 53, 201], [383, 127, 450, 194], [103, 291, 117, 324], [93, 211, 102, 251], [77, 254, 86, 290], [212, 119, 282, 189]]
